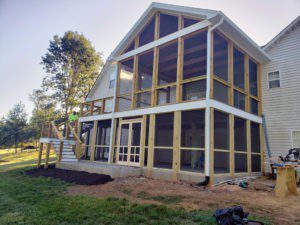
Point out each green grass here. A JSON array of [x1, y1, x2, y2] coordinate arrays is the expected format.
[[0, 150, 273, 225]]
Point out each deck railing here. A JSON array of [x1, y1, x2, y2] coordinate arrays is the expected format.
[[80, 97, 113, 117]]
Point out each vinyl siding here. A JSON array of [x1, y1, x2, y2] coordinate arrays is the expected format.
[[89, 63, 117, 101], [261, 25, 300, 171]]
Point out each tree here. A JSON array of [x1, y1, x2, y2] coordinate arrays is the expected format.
[[41, 31, 103, 117], [2, 102, 28, 153]]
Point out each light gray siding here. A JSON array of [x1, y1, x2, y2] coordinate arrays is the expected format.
[[88, 63, 117, 101], [262, 25, 300, 170]]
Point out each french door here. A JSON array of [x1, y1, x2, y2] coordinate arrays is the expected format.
[[117, 119, 142, 167]]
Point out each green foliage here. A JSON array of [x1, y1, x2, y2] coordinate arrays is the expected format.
[[41, 31, 104, 115], [0, 103, 28, 150]]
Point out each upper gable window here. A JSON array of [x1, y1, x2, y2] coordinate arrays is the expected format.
[[137, 50, 154, 90], [159, 13, 178, 38], [213, 32, 228, 81], [249, 59, 258, 96], [233, 47, 245, 90], [139, 16, 155, 47], [122, 41, 135, 54], [183, 17, 201, 28], [268, 71, 280, 89]]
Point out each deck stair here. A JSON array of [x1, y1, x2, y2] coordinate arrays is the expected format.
[[51, 138, 78, 162]]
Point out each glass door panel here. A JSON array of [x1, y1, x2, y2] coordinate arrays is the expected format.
[[118, 124, 129, 164]]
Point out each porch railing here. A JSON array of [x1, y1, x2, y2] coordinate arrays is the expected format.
[[80, 97, 113, 117]]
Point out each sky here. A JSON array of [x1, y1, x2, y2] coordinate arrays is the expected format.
[[0, 0, 299, 118]]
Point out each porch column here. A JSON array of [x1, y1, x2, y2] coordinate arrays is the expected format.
[[37, 142, 44, 168]]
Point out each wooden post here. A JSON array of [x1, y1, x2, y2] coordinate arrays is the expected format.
[[131, 55, 138, 109], [146, 114, 155, 175], [65, 122, 70, 140], [37, 142, 44, 168], [90, 101, 94, 116], [229, 114, 234, 176], [151, 47, 158, 106], [172, 111, 181, 181], [260, 123, 265, 174], [45, 143, 51, 169], [108, 118, 117, 164], [246, 120, 251, 175], [58, 141, 63, 162], [140, 115, 147, 167], [176, 37, 183, 103], [228, 41, 234, 106], [101, 99, 105, 114], [76, 122, 82, 159], [245, 55, 250, 112], [90, 120, 98, 161], [209, 31, 214, 99]]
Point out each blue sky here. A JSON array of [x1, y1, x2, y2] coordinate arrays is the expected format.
[[0, 0, 299, 118]]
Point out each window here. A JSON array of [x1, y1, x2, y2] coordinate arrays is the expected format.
[[154, 113, 174, 169], [292, 131, 300, 148], [183, 17, 200, 28], [182, 80, 206, 101], [249, 59, 258, 96], [135, 91, 151, 108], [234, 117, 247, 152], [181, 110, 205, 148], [268, 71, 280, 89], [109, 79, 115, 89], [214, 81, 229, 104], [214, 110, 229, 150], [213, 32, 228, 81], [157, 86, 176, 105], [251, 122, 261, 173], [117, 96, 132, 112], [183, 31, 207, 79], [159, 13, 178, 38], [234, 91, 245, 110], [104, 98, 113, 113], [139, 17, 155, 47], [157, 42, 178, 85], [233, 47, 245, 89], [137, 50, 153, 91], [119, 59, 134, 95], [250, 98, 258, 115]]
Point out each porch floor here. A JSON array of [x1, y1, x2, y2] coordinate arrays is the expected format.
[[56, 160, 142, 178]]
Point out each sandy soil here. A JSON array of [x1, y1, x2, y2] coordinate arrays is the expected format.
[[66, 176, 300, 225]]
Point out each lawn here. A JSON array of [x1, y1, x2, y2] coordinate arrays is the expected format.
[[0, 150, 272, 225]]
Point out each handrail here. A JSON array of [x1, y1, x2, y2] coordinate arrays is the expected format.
[[67, 122, 82, 144], [50, 121, 64, 141]]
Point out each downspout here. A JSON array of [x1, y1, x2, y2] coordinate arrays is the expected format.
[[197, 15, 224, 186], [108, 61, 118, 164]]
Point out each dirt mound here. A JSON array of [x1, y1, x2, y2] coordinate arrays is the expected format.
[[26, 165, 113, 185]]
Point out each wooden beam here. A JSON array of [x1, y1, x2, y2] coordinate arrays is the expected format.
[[172, 111, 181, 181], [260, 123, 265, 175], [229, 114, 234, 176], [151, 47, 158, 106], [176, 37, 183, 103], [140, 115, 147, 167], [245, 55, 250, 112], [44, 143, 51, 169], [90, 120, 98, 161], [147, 114, 155, 173], [37, 142, 43, 168], [246, 120, 251, 175], [58, 141, 63, 162], [228, 41, 234, 106], [115, 63, 121, 112], [90, 101, 94, 116], [76, 122, 82, 159], [131, 55, 138, 109], [109, 118, 117, 164], [154, 13, 160, 40]]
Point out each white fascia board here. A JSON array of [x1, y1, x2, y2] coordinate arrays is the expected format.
[[113, 20, 211, 62], [79, 113, 113, 122], [115, 100, 206, 118], [210, 100, 262, 123]]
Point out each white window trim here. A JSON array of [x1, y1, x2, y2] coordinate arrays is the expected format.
[[291, 129, 300, 148], [267, 70, 281, 89]]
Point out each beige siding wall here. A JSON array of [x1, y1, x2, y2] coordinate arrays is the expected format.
[[262, 25, 300, 170], [89, 63, 117, 101]]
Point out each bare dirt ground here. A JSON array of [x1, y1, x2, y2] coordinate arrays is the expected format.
[[67, 176, 300, 225]]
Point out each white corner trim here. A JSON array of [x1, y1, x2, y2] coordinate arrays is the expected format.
[[113, 20, 211, 62]]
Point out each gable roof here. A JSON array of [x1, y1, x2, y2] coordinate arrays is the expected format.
[[263, 16, 300, 51], [107, 2, 270, 63]]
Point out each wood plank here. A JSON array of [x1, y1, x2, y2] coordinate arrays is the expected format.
[[37, 142, 43, 168], [172, 111, 181, 181], [260, 123, 265, 174], [151, 47, 158, 106], [109, 118, 117, 164], [90, 120, 98, 161], [176, 37, 183, 103], [154, 13, 160, 41], [245, 55, 250, 112], [140, 115, 147, 167], [228, 41, 234, 106], [209, 31, 214, 99], [229, 114, 234, 176], [131, 55, 138, 109], [147, 114, 155, 172], [246, 120, 251, 174], [44, 143, 51, 169]]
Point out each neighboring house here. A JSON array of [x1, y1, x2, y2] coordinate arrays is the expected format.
[[40, 2, 272, 185], [262, 16, 300, 169]]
